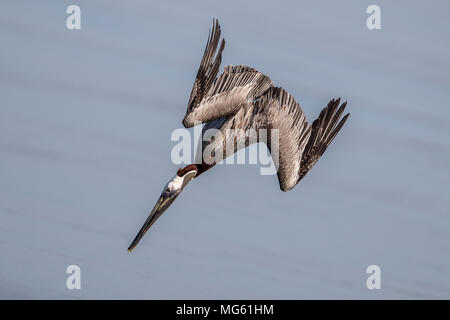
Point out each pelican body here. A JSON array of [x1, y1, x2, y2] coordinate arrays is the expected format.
[[128, 19, 349, 252]]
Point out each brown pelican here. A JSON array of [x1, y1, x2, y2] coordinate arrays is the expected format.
[[128, 19, 349, 252]]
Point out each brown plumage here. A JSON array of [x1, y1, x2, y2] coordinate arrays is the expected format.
[[184, 19, 349, 191], [298, 98, 349, 182], [183, 21, 272, 127], [127, 19, 350, 252]]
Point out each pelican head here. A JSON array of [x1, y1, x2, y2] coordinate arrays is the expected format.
[[127, 165, 198, 252]]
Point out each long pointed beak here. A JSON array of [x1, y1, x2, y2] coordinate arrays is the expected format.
[[127, 191, 179, 252]]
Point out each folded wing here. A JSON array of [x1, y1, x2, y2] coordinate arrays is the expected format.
[[251, 87, 311, 191], [196, 88, 349, 191], [183, 21, 273, 127], [298, 98, 349, 182]]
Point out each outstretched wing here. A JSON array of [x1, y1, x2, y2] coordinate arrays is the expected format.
[[183, 21, 273, 127], [297, 98, 349, 182]]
